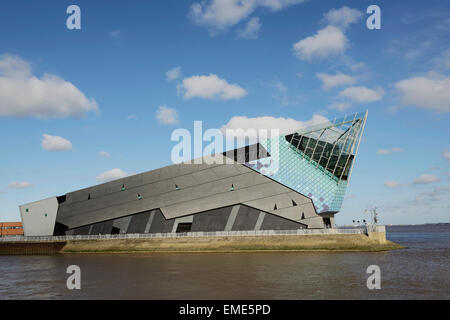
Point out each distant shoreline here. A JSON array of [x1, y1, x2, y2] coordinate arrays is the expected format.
[[340, 223, 450, 227]]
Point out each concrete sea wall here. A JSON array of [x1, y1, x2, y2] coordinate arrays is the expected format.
[[0, 226, 402, 254], [0, 241, 67, 255], [61, 234, 400, 253]]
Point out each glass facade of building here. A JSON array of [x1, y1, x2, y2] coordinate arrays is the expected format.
[[245, 111, 367, 213]]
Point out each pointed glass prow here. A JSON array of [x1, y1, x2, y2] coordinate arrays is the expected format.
[[285, 111, 368, 184]]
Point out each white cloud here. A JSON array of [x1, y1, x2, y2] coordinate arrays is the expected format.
[[395, 75, 450, 112], [414, 186, 450, 204], [316, 72, 356, 90], [272, 80, 289, 106], [384, 180, 402, 188], [220, 114, 329, 138], [98, 151, 110, 157], [377, 147, 404, 155], [0, 54, 31, 78], [96, 168, 129, 183], [293, 26, 348, 61], [323, 6, 363, 30], [444, 150, 450, 162], [237, 17, 262, 39], [413, 174, 440, 185], [8, 181, 33, 189], [189, 0, 305, 33], [329, 102, 352, 112], [166, 66, 182, 81], [180, 74, 247, 100], [338, 86, 384, 103], [127, 114, 137, 120], [0, 54, 98, 118], [433, 49, 450, 70], [384, 173, 443, 189], [41, 134, 72, 152], [293, 6, 362, 63], [109, 30, 122, 38], [156, 105, 179, 125]]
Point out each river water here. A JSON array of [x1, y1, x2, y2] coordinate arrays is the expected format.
[[0, 224, 449, 299]]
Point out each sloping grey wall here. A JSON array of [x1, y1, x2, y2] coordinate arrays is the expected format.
[[55, 155, 323, 230], [20, 197, 59, 236], [66, 204, 307, 235]]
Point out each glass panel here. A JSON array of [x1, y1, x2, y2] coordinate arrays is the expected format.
[[282, 112, 366, 183]]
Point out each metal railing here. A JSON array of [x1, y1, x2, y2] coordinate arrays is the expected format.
[[0, 227, 369, 243]]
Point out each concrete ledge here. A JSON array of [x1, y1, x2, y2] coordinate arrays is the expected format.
[[0, 226, 402, 254], [60, 233, 401, 253], [0, 227, 369, 243]]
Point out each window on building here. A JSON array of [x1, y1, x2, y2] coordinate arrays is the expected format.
[[176, 223, 192, 233], [223, 143, 271, 163]]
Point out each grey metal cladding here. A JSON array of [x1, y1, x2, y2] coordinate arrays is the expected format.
[[144, 210, 156, 233], [72, 224, 90, 235], [231, 205, 259, 231], [148, 209, 175, 233], [190, 206, 232, 232], [254, 212, 266, 231], [112, 215, 132, 234], [260, 213, 306, 230], [89, 220, 113, 235], [56, 163, 245, 224], [160, 171, 295, 219], [56, 159, 320, 229], [65, 204, 308, 235], [210, 165, 243, 179], [90, 222, 102, 235], [127, 210, 151, 234], [190, 168, 219, 184], [101, 220, 114, 234]]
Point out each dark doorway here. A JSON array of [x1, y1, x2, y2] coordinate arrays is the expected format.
[[323, 218, 332, 228], [176, 223, 192, 233], [111, 227, 120, 234]]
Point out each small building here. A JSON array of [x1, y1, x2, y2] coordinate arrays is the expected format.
[[0, 222, 24, 237]]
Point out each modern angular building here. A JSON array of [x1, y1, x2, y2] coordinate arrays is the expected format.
[[19, 112, 367, 237]]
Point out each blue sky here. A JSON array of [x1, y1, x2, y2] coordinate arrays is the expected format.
[[0, 0, 449, 225]]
